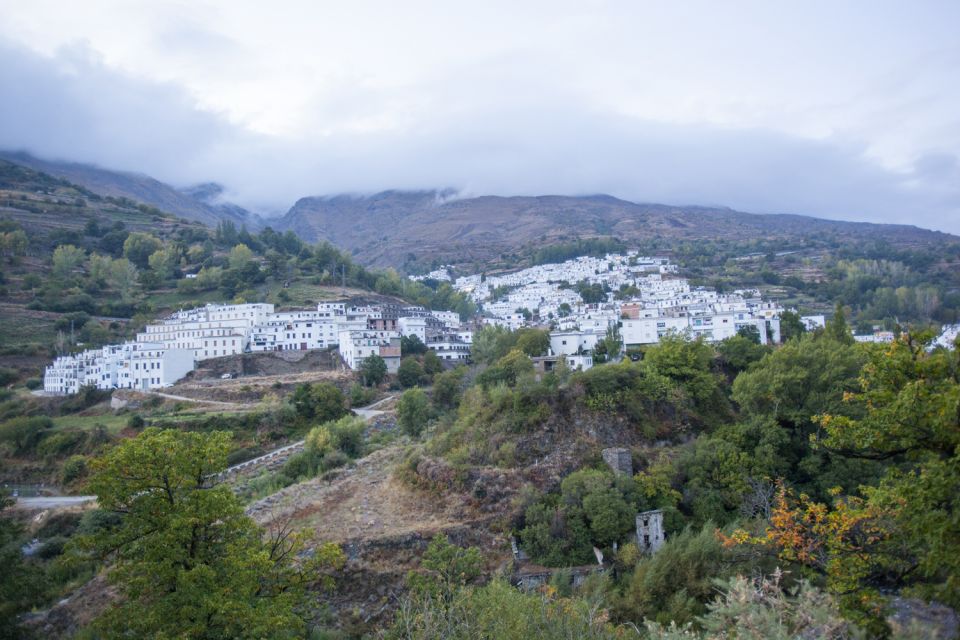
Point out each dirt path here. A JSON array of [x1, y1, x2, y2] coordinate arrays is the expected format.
[[352, 394, 396, 420], [246, 446, 469, 543], [140, 390, 247, 409]]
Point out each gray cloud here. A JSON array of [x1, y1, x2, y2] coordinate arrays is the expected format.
[[1, 40, 958, 234]]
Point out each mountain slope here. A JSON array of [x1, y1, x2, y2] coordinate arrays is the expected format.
[[0, 151, 258, 229], [277, 190, 957, 267]]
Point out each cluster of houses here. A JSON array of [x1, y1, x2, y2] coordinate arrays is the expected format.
[[45, 252, 847, 396], [434, 253, 826, 370], [43, 302, 472, 395]]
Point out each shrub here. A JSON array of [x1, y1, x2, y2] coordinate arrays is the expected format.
[[292, 382, 347, 423], [61, 455, 89, 484], [0, 415, 52, 454], [348, 383, 376, 408], [127, 414, 145, 430], [0, 367, 17, 387], [76, 509, 123, 537], [36, 536, 68, 560], [326, 415, 366, 457], [397, 387, 431, 437], [619, 523, 737, 626], [37, 511, 82, 539], [398, 357, 425, 388], [24, 378, 41, 390], [36, 430, 87, 458]]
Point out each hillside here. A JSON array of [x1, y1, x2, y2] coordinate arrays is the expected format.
[[0, 151, 258, 229], [277, 190, 957, 268]]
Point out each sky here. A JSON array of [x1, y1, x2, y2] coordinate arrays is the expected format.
[[0, 1, 959, 233]]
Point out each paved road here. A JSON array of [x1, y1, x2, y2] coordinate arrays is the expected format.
[[13, 496, 96, 509]]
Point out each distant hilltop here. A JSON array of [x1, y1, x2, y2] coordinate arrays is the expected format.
[[2, 151, 956, 270]]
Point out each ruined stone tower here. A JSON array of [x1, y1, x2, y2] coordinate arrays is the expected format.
[[601, 447, 633, 476], [636, 509, 665, 554]]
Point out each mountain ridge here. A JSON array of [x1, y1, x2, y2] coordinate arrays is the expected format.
[[0, 151, 260, 229], [275, 189, 955, 267], [3, 151, 955, 271]]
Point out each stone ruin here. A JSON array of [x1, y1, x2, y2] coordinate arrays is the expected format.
[[636, 509, 665, 554], [601, 447, 633, 476]]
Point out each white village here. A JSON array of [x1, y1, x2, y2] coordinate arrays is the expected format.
[[46, 251, 838, 395]]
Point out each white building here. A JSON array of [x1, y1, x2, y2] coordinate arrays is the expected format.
[[397, 316, 428, 342], [337, 330, 402, 373], [44, 341, 194, 395], [550, 330, 601, 356], [427, 335, 471, 362]]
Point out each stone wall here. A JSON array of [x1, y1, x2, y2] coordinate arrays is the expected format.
[[601, 447, 633, 476]]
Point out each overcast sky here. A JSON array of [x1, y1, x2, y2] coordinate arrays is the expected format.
[[1, 1, 958, 233]]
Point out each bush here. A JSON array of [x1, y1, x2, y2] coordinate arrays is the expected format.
[[432, 368, 466, 410], [76, 509, 123, 537], [61, 455, 89, 484], [348, 383, 376, 408], [36, 536, 68, 560], [0, 415, 52, 454], [292, 382, 348, 423], [398, 357, 425, 388], [37, 511, 82, 539], [24, 378, 41, 390], [619, 523, 737, 626], [0, 367, 17, 386], [397, 387, 431, 437], [127, 414, 145, 430], [326, 415, 366, 457], [36, 430, 87, 458]]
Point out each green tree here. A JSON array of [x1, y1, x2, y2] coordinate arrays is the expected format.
[[407, 534, 482, 599], [51, 244, 86, 282], [291, 382, 347, 423], [813, 336, 960, 612], [516, 328, 550, 357], [470, 325, 516, 365], [0, 229, 28, 263], [360, 354, 387, 387], [80, 428, 344, 638], [0, 492, 42, 639], [398, 357, 425, 388], [228, 243, 255, 270], [716, 334, 769, 373], [401, 334, 428, 355], [147, 246, 180, 280], [397, 387, 431, 437], [107, 257, 139, 300], [779, 310, 806, 342], [422, 350, 444, 376], [825, 302, 854, 345], [122, 232, 162, 268], [432, 367, 466, 409], [0, 416, 51, 455]]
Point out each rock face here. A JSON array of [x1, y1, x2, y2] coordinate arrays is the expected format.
[[887, 597, 960, 639]]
